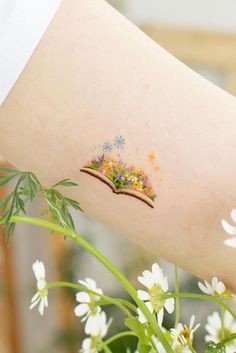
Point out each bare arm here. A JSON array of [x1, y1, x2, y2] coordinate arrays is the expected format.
[[0, 0, 236, 289]]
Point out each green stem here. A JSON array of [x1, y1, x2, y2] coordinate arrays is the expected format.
[[100, 341, 113, 353], [174, 265, 179, 328], [216, 333, 236, 347], [189, 344, 196, 353], [97, 299, 136, 314], [8, 215, 174, 353], [164, 293, 236, 321], [98, 298, 136, 313], [47, 281, 133, 318], [220, 304, 225, 339], [105, 331, 137, 345]]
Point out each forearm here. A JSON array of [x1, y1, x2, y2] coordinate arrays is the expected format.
[[0, 0, 236, 289]]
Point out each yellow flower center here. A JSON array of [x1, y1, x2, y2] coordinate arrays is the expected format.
[[149, 284, 165, 312], [217, 327, 233, 342], [89, 295, 99, 316], [89, 336, 100, 352], [38, 287, 47, 299], [37, 279, 47, 299], [213, 289, 233, 299], [178, 329, 191, 346]]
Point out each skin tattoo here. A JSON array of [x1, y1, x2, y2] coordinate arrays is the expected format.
[[80, 136, 159, 208]]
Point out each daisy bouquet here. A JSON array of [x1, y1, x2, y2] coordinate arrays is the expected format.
[[0, 167, 236, 353]]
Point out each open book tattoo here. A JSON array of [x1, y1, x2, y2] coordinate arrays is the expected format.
[[80, 136, 159, 208]]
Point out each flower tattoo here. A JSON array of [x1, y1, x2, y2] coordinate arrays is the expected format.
[[114, 135, 125, 149], [81, 136, 158, 208], [102, 142, 113, 153]]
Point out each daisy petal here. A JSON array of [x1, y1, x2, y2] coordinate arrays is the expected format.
[[152, 263, 161, 279], [44, 296, 48, 308], [221, 220, 236, 236], [157, 308, 164, 326], [85, 315, 99, 336], [85, 278, 98, 291], [31, 292, 39, 303], [30, 296, 40, 310], [216, 281, 225, 294], [137, 308, 147, 324], [192, 323, 201, 333], [142, 270, 153, 279], [74, 303, 89, 317], [198, 282, 210, 294], [230, 209, 236, 224], [146, 301, 154, 314], [224, 237, 236, 248], [205, 280, 213, 293], [189, 315, 195, 329], [162, 277, 168, 292], [76, 291, 91, 303], [138, 276, 153, 289], [164, 297, 175, 313], [212, 277, 218, 288], [37, 279, 46, 290], [205, 323, 216, 336], [82, 338, 91, 350], [39, 299, 44, 316], [137, 290, 150, 301]]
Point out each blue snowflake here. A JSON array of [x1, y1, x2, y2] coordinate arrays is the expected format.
[[114, 135, 125, 149], [102, 142, 113, 153]]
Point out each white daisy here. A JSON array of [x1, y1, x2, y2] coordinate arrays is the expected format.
[[74, 278, 104, 336], [137, 263, 174, 326], [205, 311, 236, 353], [80, 311, 112, 353], [171, 315, 200, 350], [198, 277, 235, 299], [30, 260, 48, 316], [221, 209, 236, 248]]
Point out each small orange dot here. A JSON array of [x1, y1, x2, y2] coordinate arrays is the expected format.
[[149, 152, 155, 162]]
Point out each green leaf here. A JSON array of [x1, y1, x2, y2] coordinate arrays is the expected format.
[[47, 202, 68, 229], [15, 195, 26, 214], [0, 194, 13, 211], [52, 179, 79, 188], [0, 174, 18, 187], [27, 175, 37, 201], [205, 341, 226, 353], [5, 222, 16, 241], [3, 209, 13, 224], [64, 205, 75, 230], [63, 196, 83, 211], [137, 343, 152, 353], [0, 212, 11, 225], [124, 317, 147, 344], [31, 178, 38, 195], [0, 168, 82, 240], [0, 167, 19, 174]]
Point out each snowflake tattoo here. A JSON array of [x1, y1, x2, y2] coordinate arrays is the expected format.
[[114, 135, 125, 149], [102, 142, 113, 153]]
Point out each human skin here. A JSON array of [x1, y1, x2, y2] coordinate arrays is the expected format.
[[0, 0, 236, 290]]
